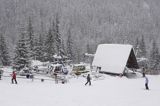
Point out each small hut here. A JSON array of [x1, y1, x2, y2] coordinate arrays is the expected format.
[[92, 44, 139, 75]]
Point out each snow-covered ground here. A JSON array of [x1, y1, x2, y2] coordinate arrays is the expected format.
[[0, 67, 160, 106]]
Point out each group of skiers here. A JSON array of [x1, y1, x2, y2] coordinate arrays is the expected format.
[[0, 67, 150, 90], [85, 69, 149, 90], [84, 68, 150, 90], [9, 70, 92, 85]]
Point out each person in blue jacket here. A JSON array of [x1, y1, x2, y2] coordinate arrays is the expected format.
[[145, 76, 149, 90]]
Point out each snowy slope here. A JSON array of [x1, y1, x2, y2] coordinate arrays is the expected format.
[[0, 67, 160, 106]]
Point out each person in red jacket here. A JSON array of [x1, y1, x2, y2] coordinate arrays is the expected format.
[[11, 71, 17, 84]]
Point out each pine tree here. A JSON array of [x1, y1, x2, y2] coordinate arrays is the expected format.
[[0, 34, 10, 66], [34, 34, 45, 61], [44, 24, 56, 61], [139, 35, 147, 57], [14, 31, 30, 71], [66, 27, 74, 61], [86, 43, 92, 54], [75, 45, 81, 63], [61, 39, 66, 56], [149, 39, 160, 74], [27, 17, 35, 59], [55, 14, 62, 56], [134, 37, 140, 57]]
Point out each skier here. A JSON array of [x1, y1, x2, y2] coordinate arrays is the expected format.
[[96, 67, 101, 72], [11, 71, 17, 84], [145, 76, 149, 90], [30, 74, 34, 81], [54, 72, 58, 84], [85, 74, 91, 86], [0, 71, 1, 80], [0, 69, 3, 80]]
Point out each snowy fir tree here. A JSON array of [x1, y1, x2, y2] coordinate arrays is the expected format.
[[44, 24, 56, 62], [139, 35, 147, 58], [33, 34, 45, 61], [66, 27, 74, 61], [55, 14, 63, 56], [61, 39, 66, 57], [74, 45, 81, 63], [27, 17, 35, 59], [13, 31, 30, 71], [149, 39, 160, 74], [134, 37, 140, 57], [86, 43, 92, 54], [0, 33, 10, 66]]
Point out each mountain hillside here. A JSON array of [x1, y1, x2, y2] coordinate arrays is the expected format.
[[0, 0, 160, 59]]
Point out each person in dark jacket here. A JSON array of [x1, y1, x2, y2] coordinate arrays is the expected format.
[[85, 74, 91, 86], [54, 72, 58, 84], [0, 69, 3, 80], [142, 67, 146, 77], [11, 71, 17, 84], [145, 76, 149, 90]]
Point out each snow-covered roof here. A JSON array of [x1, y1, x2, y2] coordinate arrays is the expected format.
[[73, 64, 86, 67], [31, 60, 43, 67], [50, 63, 63, 67], [137, 57, 148, 62], [92, 44, 137, 74], [53, 54, 62, 59], [84, 53, 95, 57], [53, 54, 68, 59]]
